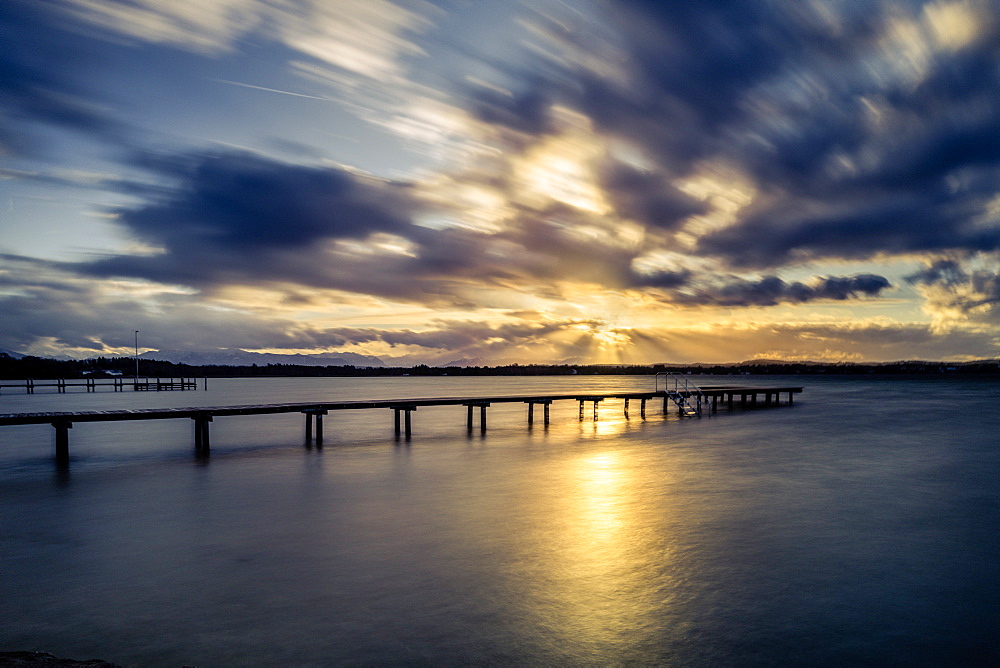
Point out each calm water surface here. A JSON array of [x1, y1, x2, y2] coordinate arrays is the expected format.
[[2, 375, 998, 666]]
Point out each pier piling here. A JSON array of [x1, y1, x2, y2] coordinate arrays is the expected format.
[[525, 400, 552, 427], [463, 402, 490, 433], [52, 420, 72, 465], [303, 409, 328, 445], [392, 405, 416, 438], [192, 413, 212, 454], [577, 398, 603, 420]]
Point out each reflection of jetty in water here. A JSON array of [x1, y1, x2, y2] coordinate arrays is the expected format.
[[0, 379, 802, 466]]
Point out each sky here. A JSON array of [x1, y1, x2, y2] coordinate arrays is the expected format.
[[2, 0, 999, 365]]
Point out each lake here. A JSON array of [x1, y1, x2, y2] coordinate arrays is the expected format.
[[1, 375, 998, 666]]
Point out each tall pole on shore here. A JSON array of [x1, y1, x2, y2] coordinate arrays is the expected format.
[[134, 330, 139, 382]]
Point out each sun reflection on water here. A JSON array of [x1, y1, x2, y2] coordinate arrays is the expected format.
[[582, 411, 631, 438], [515, 448, 678, 660]]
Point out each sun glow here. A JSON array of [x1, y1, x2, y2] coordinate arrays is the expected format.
[[512, 131, 610, 214]]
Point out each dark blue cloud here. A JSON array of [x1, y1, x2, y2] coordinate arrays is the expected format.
[[599, 162, 707, 230], [670, 273, 891, 307], [630, 269, 691, 290], [696, 184, 1000, 267], [0, 2, 133, 155], [906, 259, 967, 286], [123, 151, 412, 248], [469, 87, 553, 136], [75, 150, 419, 287]]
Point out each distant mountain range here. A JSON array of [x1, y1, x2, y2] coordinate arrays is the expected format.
[[139, 349, 386, 367]]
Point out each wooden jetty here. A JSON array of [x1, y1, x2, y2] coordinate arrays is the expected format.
[[0, 377, 201, 394], [0, 384, 802, 466]]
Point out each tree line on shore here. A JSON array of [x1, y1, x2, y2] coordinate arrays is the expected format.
[[1, 353, 998, 380]]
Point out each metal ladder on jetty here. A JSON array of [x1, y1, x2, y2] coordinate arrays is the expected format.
[[655, 372, 707, 417]]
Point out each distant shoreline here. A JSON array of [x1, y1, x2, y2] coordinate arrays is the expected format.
[[2, 353, 999, 380]]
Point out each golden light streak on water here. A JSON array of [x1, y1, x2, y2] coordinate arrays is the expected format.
[[512, 447, 678, 658]]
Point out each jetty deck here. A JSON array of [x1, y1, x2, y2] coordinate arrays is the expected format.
[[0, 385, 802, 466]]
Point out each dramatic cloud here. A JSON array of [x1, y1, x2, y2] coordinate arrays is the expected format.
[[670, 274, 892, 308], [77, 150, 419, 287], [0, 256, 360, 356], [455, 1, 1000, 269], [907, 254, 1000, 327], [0, 3, 132, 155], [694, 188, 1000, 267], [598, 162, 708, 231]]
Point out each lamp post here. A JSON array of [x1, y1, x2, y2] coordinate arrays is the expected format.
[[134, 330, 139, 382]]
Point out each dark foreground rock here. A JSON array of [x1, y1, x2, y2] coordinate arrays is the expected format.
[[0, 653, 119, 668]]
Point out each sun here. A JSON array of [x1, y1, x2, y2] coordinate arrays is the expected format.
[[590, 325, 633, 348]]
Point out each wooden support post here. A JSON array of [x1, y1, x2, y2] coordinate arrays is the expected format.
[[193, 413, 212, 454], [302, 409, 328, 444], [712, 395, 718, 413], [463, 403, 489, 432], [577, 398, 602, 420], [788, 391, 794, 405], [765, 392, 772, 406], [392, 406, 415, 438], [524, 401, 551, 427], [662, 396, 669, 414], [640, 398, 647, 418], [524, 399, 552, 427], [52, 420, 72, 465]]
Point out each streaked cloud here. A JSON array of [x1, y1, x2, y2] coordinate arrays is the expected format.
[[61, 0, 435, 82], [1, 0, 998, 362]]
